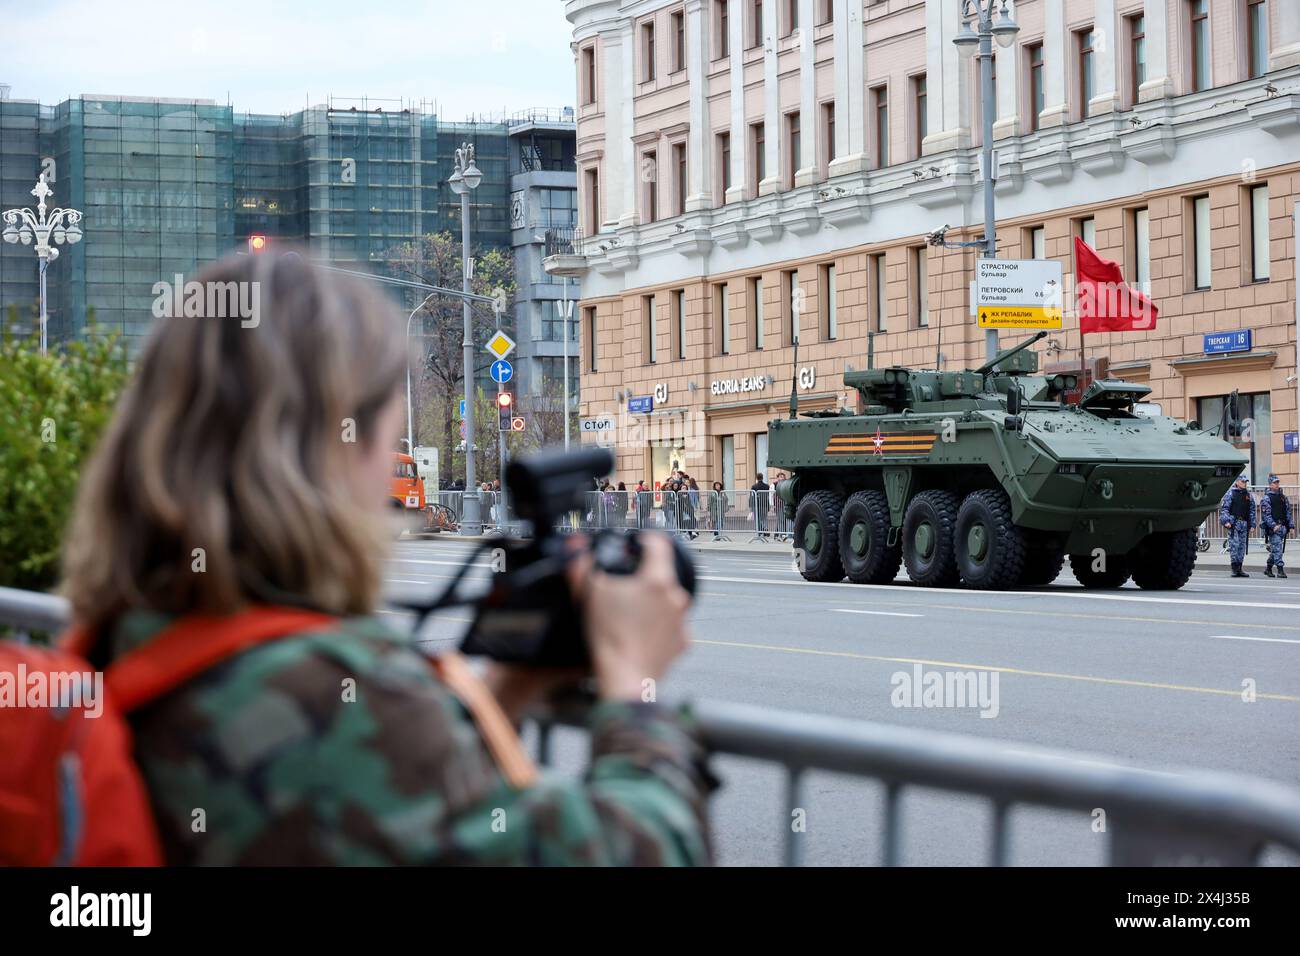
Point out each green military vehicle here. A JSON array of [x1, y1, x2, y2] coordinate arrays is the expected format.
[[769, 331, 1247, 590]]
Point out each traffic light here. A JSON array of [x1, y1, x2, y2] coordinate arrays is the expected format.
[[497, 390, 513, 431], [247, 233, 268, 254], [510, 417, 526, 433]]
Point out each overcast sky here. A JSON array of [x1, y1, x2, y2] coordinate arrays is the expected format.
[[1, 0, 576, 119]]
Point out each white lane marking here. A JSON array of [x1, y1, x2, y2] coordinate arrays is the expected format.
[[1000, 750, 1179, 778], [699, 575, 1300, 611], [391, 558, 492, 568], [1210, 634, 1300, 645], [834, 608, 924, 618], [385, 578, 444, 585]]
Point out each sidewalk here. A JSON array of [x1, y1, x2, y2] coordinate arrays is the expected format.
[[409, 529, 1294, 571]]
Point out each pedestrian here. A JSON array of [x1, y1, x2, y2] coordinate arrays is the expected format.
[[54, 250, 711, 866], [710, 481, 728, 541], [664, 480, 681, 532], [635, 479, 652, 529], [614, 481, 630, 529], [679, 481, 698, 540], [1261, 474, 1292, 578], [1219, 473, 1257, 577], [750, 473, 770, 539]]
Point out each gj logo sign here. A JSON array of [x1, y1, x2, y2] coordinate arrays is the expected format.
[[798, 366, 816, 390], [653, 382, 669, 404]]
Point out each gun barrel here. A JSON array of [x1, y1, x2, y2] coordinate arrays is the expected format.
[[975, 330, 1048, 376]]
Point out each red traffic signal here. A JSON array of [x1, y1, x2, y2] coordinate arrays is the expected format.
[[248, 234, 268, 254], [497, 391, 513, 409]]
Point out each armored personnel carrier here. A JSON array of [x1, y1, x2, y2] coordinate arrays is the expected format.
[[769, 331, 1246, 590]]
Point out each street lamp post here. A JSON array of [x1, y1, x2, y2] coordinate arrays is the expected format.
[[449, 143, 484, 535], [2, 174, 83, 355], [954, 0, 1019, 365], [559, 276, 574, 452], [405, 291, 439, 454]]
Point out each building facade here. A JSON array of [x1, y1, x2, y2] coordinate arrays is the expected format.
[[554, 0, 1300, 490], [0, 94, 534, 358]]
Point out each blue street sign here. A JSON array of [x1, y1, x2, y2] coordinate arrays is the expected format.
[[459, 399, 466, 418], [490, 359, 514, 385], [628, 396, 654, 414], [1203, 329, 1252, 355], [1286, 432, 1299, 455]]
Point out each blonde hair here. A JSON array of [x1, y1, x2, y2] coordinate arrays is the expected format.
[[63, 250, 407, 634]]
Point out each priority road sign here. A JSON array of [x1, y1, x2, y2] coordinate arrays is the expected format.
[[485, 330, 516, 360], [490, 359, 514, 384]]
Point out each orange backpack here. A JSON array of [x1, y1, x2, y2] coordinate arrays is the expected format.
[[0, 607, 337, 866]]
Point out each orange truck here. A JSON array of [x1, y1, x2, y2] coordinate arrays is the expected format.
[[391, 452, 427, 532]]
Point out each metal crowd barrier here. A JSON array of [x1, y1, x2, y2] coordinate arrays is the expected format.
[[4, 584, 1300, 866], [562, 490, 794, 543]]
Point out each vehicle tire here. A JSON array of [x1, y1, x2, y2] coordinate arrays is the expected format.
[[954, 489, 1028, 590], [839, 491, 903, 585], [1018, 532, 1066, 587], [902, 490, 961, 587], [1069, 552, 1131, 588], [793, 490, 846, 582], [1130, 529, 1198, 590]]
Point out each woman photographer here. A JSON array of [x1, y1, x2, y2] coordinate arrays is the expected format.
[[61, 251, 711, 866]]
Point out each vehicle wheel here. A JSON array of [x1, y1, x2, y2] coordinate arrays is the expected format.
[[1069, 552, 1131, 588], [954, 489, 1028, 590], [793, 490, 846, 582], [1018, 532, 1066, 587], [902, 490, 961, 587], [1130, 529, 1198, 590], [839, 491, 902, 585]]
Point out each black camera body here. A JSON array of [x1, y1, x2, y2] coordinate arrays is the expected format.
[[457, 448, 696, 667]]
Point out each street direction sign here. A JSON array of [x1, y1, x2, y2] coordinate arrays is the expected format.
[[975, 258, 1064, 329], [490, 359, 514, 384], [485, 330, 516, 360]]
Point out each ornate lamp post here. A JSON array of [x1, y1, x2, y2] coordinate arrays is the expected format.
[[954, 0, 1020, 364], [3, 174, 83, 355], [449, 143, 484, 535]]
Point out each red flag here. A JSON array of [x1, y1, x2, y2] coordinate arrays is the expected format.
[[1074, 237, 1158, 334]]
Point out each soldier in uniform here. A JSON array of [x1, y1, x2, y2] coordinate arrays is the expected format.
[[1219, 473, 1257, 578], [1261, 474, 1293, 578], [60, 252, 712, 866]]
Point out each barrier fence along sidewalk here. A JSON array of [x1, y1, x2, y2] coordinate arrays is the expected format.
[[3, 586, 1299, 866]]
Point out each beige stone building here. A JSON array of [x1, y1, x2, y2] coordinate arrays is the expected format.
[[551, 0, 1300, 491]]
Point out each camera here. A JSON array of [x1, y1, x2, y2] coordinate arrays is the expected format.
[[409, 447, 696, 667]]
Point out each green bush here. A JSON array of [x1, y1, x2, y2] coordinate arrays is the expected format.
[[0, 322, 129, 592]]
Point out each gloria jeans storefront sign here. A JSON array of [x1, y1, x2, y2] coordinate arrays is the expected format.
[[710, 375, 769, 397]]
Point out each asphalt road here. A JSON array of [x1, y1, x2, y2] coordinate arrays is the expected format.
[[380, 536, 1300, 866]]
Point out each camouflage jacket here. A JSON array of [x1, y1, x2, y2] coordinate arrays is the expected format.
[[105, 612, 714, 865]]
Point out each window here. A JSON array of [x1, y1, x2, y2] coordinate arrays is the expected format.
[[818, 0, 834, 25], [642, 21, 657, 83], [1027, 43, 1045, 131], [644, 295, 658, 364], [785, 270, 801, 345], [783, 0, 797, 36], [717, 0, 730, 58], [821, 263, 838, 340], [1079, 216, 1096, 248], [872, 254, 888, 332], [1189, 0, 1209, 92], [912, 74, 928, 159], [749, 0, 764, 49], [1132, 207, 1151, 287], [673, 142, 687, 216], [786, 111, 801, 187], [1030, 226, 1046, 259], [673, 289, 687, 359], [643, 150, 658, 223], [872, 85, 889, 167], [751, 122, 766, 194], [913, 248, 929, 327], [585, 306, 598, 371], [581, 46, 597, 105], [1078, 29, 1095, 118], [822, 102, 836, 167], [716, 283, 731, 354], [717, 131, 732, 203], [540, 188, 577, 228], [1127, 15, 1146, 105], [1192, 194, 1211, 290], [1249, 184, 1270, 281], [750, 276, 765, 348], [672, 10, 686, 72], [721, 435, 736, 492], [585, 166, 600, 234], [1198, 393, 1272, 484], [1247, 0, 1268, 79]]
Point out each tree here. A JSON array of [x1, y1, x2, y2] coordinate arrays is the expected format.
[[0, 317, 129, 592], [381, 233, 516, 485]]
